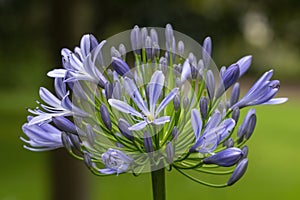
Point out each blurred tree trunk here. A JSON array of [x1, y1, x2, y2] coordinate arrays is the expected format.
[[48, 0, 96, 200]]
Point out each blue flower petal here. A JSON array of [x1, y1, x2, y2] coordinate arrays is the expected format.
[[149, 71, 165, 113], [124, 77, 150, 115], [108, 99, 143, 118], [191, 109, 202, 141], [128, 120, 147, 131], [155, 88, 179, 116]]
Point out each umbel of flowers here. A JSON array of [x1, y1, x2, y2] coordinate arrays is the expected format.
[[21, 24, 287, 198]]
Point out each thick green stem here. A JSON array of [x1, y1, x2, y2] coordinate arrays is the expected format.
[[151, 167, 166, 200]]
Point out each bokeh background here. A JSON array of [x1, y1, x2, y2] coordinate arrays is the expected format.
[[0, 0, 299, 199]]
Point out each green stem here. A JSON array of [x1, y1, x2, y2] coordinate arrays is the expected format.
[[151, 167, 166, 200]]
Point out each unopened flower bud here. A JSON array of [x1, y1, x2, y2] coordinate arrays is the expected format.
[[172, 126, 179, 141], [100, 104, 112, 130], [232, 107, 240, 122], [200, 96, 208, 119], [227, 158, 248, 186], [61, 132, 72, 152], [202, 36, 212, 69], [166, 141, 174, 164], [177, 40, 184, 57], [118, 118, 133, 141], [105, 82, 113, 100], [206, 70, 215, 100], [143, 131, 153, 153], [241, 146, 248, 158], [111, 57, 132, 77], [203, 147, 243, 167], [230, 83, 240, 107], [53, 116, 77, 134], [173, 94, 181, 111]]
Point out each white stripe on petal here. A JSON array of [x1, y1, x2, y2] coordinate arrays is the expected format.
[[153, 116, 170, 125], [47, 69, 67, 78], [149, 71, 165, 113], [124, 77, 149, 115], [128, 121, 147, 131], [191, 109, 202, 141], [108, 99, 143, 118], [263, 97, 288, 105], [155, 88, 179, 116], [39, 87, 61, 108]]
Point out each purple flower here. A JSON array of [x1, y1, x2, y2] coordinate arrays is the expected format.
[[108, 71, 179, 131], [231, 70, 288, 109], [21, 116, 63, 151], [99, 148, 133, 175], [47, 35, 108, 87], [28, 78, 88, 126], [190, 109, 236, 153]]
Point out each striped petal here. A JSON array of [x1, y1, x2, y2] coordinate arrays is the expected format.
[[155, 88, 179, 116], [149, 71, 165, 113], [191, 109, 202, 141], [181, 59, 191, 83], [128, 120, 147, 131], [153, 116, 170, 125], [124, 77, 149, 115], [108, 99, 143, 118]]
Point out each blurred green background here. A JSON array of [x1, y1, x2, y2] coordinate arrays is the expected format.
[[1, 0, 299, 199]]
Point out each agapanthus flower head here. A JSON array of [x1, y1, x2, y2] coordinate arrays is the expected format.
[[21, 24, 287, 189]]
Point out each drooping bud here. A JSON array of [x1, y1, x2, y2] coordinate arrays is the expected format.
[[227, 158, 248, 186], [241, 145, 248, 158], [53, 116, 77, 134], [118, 118, 133, 141], [68, 133, 81, 151], [83, 153, 94, 170], [100, 104, 112, 130], [111, 57, 132, 77], [166, 141, 174, 164], [143, 131, 154, 153], [206, 70, 215, 100], [61, 132, 72, 152], [199, 96, 208, 119], [237, 109, 256, 142], [203, 147, 243, 167], [173, 94, 181, 111]]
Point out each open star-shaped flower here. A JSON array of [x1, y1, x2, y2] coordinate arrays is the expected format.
[[108, 71, 179, 131]]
